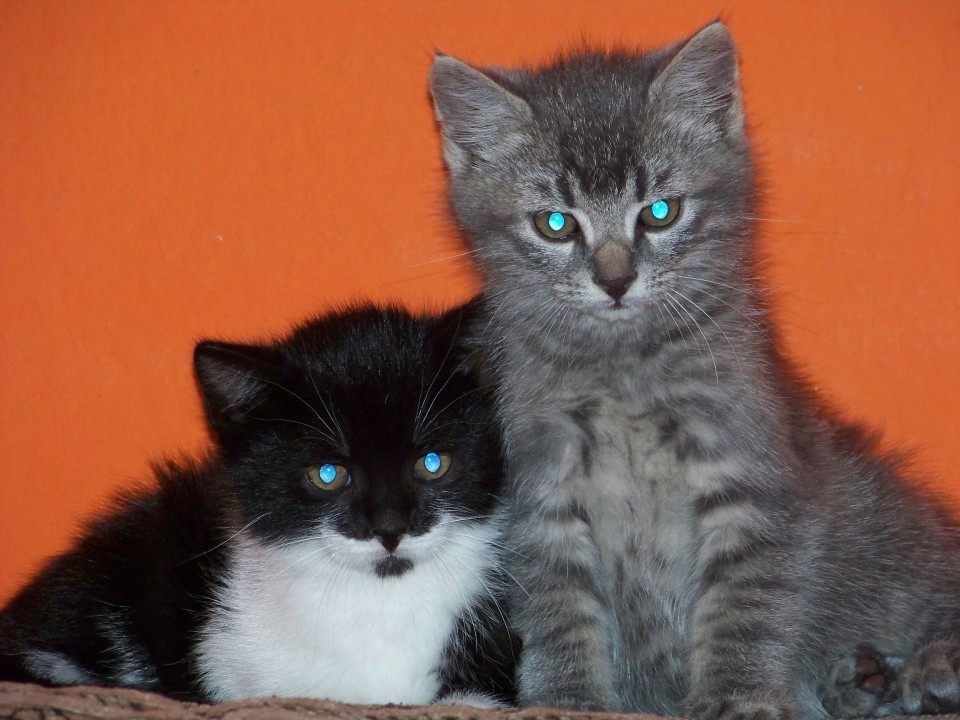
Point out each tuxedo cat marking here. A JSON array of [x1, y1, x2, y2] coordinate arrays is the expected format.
[[430, 21, 960, 720], [0, 305, 516, 706]]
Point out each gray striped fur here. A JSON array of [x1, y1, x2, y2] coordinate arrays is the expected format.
[[429, 20, 960, 720]]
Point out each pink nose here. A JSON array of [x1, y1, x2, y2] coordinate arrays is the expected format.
[[592, 243, 636, 300]]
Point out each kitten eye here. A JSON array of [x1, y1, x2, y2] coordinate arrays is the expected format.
[[533, 211, 578, 240], [306, 463, 351, 491], [638, 198, 681, 228], [413, 451, 451, 482]]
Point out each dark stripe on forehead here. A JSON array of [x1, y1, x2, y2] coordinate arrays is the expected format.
[[634, 165, 648, 201], [556, 173, 575, 207], [573, 151, 630, 196]]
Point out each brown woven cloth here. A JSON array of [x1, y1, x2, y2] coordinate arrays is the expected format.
[[2, 683, 956, 720], [0, 682, 667, 720]]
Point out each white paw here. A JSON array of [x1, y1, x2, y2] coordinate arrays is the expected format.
[[434, 690, 511, 710]]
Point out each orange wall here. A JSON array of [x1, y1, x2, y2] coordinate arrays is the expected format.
[[1, 1, 958, 604]]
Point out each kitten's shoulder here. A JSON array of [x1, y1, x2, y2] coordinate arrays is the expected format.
[[0, 457, 232, 696]]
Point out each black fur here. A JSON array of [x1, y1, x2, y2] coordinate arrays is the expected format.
[[0, 303, 517, 705]]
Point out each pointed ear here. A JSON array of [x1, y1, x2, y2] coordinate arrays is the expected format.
[[431, 300, 494, 387], [429, 54, 532, 173], [649, 21, 744, 138], [194, 341, 280, 431]]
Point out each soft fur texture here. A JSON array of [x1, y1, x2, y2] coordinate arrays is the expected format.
[[0, 304, 517, 706], [429, 21, 960, 720]]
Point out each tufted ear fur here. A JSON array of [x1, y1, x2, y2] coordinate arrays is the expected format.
[[429, 54, 532, 173], [428, 299, 494, 386], [649, 21, 744, 139], [194, 341, 281, 434]]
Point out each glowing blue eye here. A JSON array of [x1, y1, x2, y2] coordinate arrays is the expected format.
[[650, 200, 669, 221], [547, 212, 566, 232], [423, 452, 442, 474], [307, 463, 350, 490], [414, 451, 450, 481], [318, 464, 337, 484]]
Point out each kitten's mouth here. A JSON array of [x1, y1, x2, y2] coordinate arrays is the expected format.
[[585, 298, 636, 319], [375, 555, 414, 579]]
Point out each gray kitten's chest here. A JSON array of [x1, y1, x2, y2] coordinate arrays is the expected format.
[[571, 400, 696, 709], [573, 402, 695, 566]]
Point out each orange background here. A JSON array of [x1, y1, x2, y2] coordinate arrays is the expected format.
[[1, 1, 958, 604]]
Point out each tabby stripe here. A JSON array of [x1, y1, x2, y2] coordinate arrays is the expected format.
[[699, 534, 779, 587], [531, 564, 604, 596], [703, 618, 773, 650], [525, 613, 612, 655], [556, 173, 575, 207], [694, 486, 752, 516], [634, 166, 648, 201]]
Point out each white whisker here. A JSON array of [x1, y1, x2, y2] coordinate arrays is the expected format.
[[667, 289, 719, 389]]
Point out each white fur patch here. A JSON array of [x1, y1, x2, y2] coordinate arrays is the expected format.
[[99, 614, 160, 687], [435, 690, 511, 709], [195, 515, 499, 704], [25, 650, 96, 686]]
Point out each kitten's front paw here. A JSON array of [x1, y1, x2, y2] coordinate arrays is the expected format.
[[518, 652, 618, 711], [901, 636, 960, 714], [685, 694, 795, 720], [824, 646, 904, 717], [434, 691, 511, 710]]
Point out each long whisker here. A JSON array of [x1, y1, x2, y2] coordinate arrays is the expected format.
[[444, 534, 533, 603], [243, 371, 341, 443], [405, 248, 482, 269], [436, 513, 495, 526], [448, 531, 535, 563], [671, 286, 743, 379], [416, 309, 466, 434], [674, 271, 764, 301], [440, 537, 515, 628], [274, 541, 339, 578], [666, 290, 719, 389], [246, 415, 337, 443], [299, 353, 345, 448], [419, 387, 487, 437], [661, 293, 699, 353], [674, 276, 759, 326], [180, 512, 271, 565]]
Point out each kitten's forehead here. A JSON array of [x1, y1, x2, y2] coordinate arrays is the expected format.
[[300, 356, 468, 455], [274, 309, 472, 452], [502, 50, 666, 196]]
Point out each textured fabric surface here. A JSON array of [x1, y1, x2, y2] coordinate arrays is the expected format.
[[0, 682, 664, 720], [0, 683, 954, 720]]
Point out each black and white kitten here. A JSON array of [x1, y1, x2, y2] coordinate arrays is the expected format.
[[430, 21, 960, 720], [0, 304, 516, 706]]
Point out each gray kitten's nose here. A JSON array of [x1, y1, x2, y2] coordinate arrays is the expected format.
[[596, 273, 636, 301], [592, 243, 637, 301]]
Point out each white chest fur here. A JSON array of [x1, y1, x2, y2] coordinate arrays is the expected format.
[[195, 520, 497, 704]]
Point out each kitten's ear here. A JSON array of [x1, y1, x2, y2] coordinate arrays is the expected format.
[[429, 54, 531, 173], [194, 341, 280, 431], [650, 20, 744, 138], [432, 300, 494, 387]]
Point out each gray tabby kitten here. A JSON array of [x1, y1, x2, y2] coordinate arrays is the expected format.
[[429, 20, 960, 720]]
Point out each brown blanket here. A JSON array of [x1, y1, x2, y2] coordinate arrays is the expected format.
[[0, 681, 664, 720], [1, 682, 953, 720]]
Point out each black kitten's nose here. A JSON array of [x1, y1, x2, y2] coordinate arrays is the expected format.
[[596, 273, 637, 302], [375, 530, 404, 553]]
